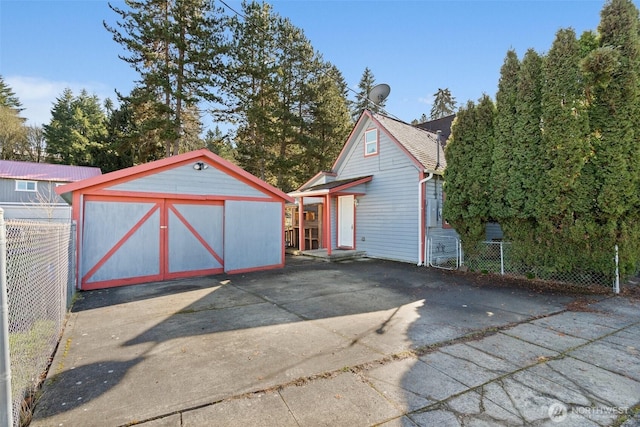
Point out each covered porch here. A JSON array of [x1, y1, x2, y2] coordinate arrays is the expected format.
[[286, 175, 372, 256]]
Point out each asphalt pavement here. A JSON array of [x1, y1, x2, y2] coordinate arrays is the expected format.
[[30, 256, 640, 426]]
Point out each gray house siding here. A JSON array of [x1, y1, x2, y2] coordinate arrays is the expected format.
[[334, 122, 422, 263], [0, 178, 71, 221], [224, 200, 283, 272], [108, 164, 267, 198], [0, 178, 66, 203]]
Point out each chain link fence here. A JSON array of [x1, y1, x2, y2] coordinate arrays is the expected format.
[[0, 209, 76, 427], [462, 240, 617, 289]]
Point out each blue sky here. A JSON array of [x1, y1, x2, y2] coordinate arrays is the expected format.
[[1, 0, 609, 133]]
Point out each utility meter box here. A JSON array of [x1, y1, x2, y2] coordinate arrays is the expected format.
[[426, 199, 439, 227]]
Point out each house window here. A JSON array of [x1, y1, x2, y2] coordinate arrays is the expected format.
[[15, 180, 37, 192], [364, 129, 378, 156]]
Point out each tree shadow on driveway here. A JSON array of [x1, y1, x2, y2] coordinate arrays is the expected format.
[[32, 257, 576, 426]]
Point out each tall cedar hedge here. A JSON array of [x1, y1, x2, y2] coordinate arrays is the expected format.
[[444, 0, 640, 279]]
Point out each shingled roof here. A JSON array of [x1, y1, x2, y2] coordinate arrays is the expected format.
[[372, 113, 446, 172], [415, 114, 455, 143], [0, 160, 102, 182]]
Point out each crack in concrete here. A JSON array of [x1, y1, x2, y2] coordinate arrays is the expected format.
[[402, 317, 640, 426], [117, 301, 640, 426]]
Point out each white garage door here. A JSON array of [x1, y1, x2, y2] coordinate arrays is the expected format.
[[81, 196, 223, 290]]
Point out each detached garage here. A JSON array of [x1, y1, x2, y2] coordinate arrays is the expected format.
[[57, 149, 293, 290]]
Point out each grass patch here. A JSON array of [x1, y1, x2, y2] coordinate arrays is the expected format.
[[8, 319, 57, 425]]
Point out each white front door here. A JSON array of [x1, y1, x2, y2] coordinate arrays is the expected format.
[[338, 195, 354, 248]]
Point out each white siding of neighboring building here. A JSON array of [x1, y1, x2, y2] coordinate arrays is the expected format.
[[0, 204, 71, 222]]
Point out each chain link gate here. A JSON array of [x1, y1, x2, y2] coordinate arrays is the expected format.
[[427, 235, 460, 270]]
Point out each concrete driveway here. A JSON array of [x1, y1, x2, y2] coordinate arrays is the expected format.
[[31, 256, 640, 426]]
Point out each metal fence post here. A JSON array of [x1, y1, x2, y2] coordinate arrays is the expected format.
[[500, 241, 504, 276], [614, 245, 620, 294], [67, 221, 77, 308], [0, 209, 14, 427]]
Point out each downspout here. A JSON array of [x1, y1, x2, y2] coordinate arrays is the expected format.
[[436, 130, 442, 170], [417, 173, 434, 266]]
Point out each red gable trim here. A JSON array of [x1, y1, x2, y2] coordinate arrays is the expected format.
[[331, 110, 370, 171], [56, 149, 293, 203], [332, 110, 424, 173]]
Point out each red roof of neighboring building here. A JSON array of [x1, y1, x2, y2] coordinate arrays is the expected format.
[[0, 160, 102, 182]]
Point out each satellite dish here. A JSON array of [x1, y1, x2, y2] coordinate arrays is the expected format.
[[368, 83, 391, 105]]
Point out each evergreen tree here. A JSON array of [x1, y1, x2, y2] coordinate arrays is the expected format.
[[443, 0, 640, 280], [224, 0, 281, 182], [93, 99, 138, 172], [299, 65, 352, 183], [443, 95, 495, 250], [0, 76, 23, 113], [222, 1, 351, 191], [118, 86, 170, 166], [583, 0, 640, 275], [44, 88, 107, 165], [105, 0, 226, 157], [443, 102, 476, 243], [429, 88, 456, 119], [496, 48, 544, 257], [490, 50, 520, 223], [178, 101, 204, 153], [509, 49, 543, 220], [0, 77, 28, 160], [538, 29, 590, 254], [204, 126, 235, 162], [0, 106, 27, 160], [270, 15, 316, 190], [351, 67, 384, 121]]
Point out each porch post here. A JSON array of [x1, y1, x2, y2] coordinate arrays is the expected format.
[[325, 194, 332, 256], [298, 197, 305, 251]]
